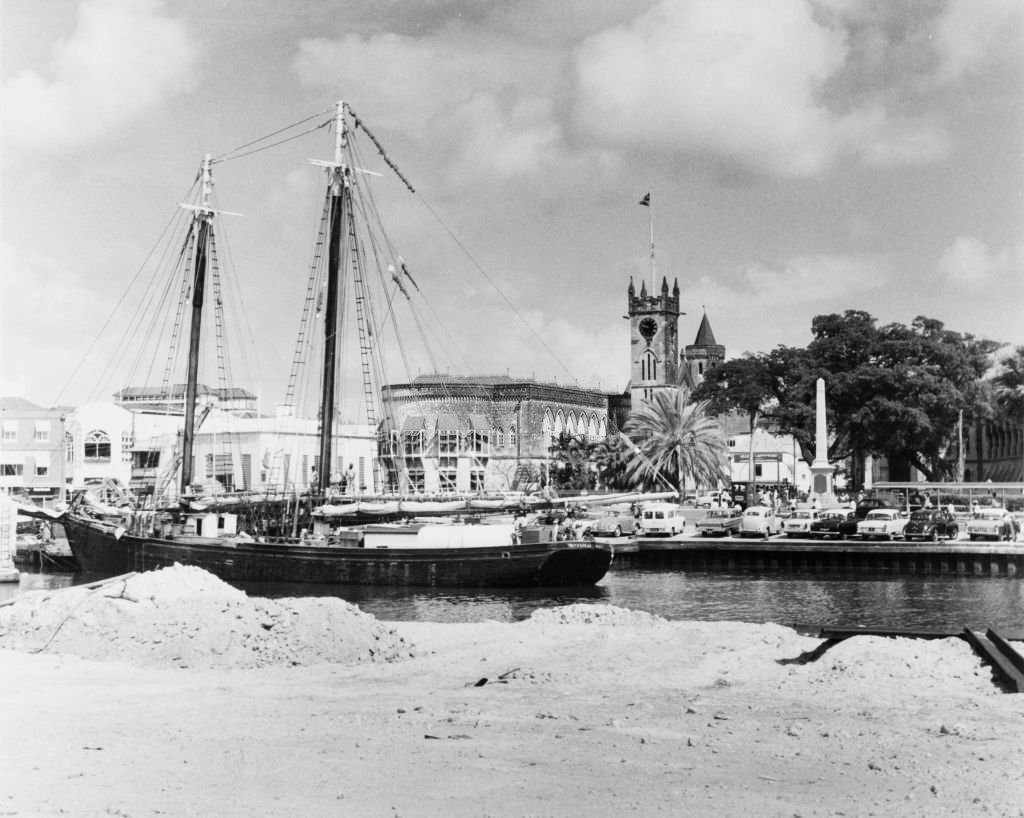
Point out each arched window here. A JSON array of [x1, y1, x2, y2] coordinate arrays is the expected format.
[[508, 426, 517, 451], [84, 430, 111, 462], [643, 351, 658, 382]]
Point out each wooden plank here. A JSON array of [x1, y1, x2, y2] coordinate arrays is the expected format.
[[986, 628, 1024, 676], [962, 628, 1024, 693]]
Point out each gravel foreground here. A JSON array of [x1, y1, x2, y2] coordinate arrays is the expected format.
[[1, 566, 1022, 817]]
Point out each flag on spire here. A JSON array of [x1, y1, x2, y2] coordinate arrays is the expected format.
[[638, 192, 650, 207]]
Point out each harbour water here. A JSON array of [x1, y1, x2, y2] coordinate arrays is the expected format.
[[5, 568, 1022, 633]]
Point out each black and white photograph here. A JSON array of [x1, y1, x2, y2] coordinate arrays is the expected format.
[[2, 1, 1022, 815]]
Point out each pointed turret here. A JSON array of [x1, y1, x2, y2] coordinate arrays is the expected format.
[[628, 277, 635, 298], [682, 309, 725, 386], [694, 312, 718, 347], [672, 278, 679, 298], [640, 280, 648, 298], [661, 276, 669, 294]]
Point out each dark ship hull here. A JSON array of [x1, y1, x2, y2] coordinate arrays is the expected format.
[[63, 515, 613, 588]]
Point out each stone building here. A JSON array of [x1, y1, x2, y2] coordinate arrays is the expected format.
[[379, 375, 608, 494]]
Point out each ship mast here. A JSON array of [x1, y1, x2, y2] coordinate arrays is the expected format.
[[180, 154, 215, 495], [315, 101, 350, 495]]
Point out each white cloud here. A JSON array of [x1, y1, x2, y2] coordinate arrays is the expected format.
[[932, 0, 1024, 85], [571, 0, 958, 177], [857, 112, 952, 167], [0, 241, 108, 401], [573, 0, 853, 176], [1, 0, 198, 159], [936, 236, 1024, 284]]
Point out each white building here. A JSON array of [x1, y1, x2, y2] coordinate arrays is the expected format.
[[726, 427, 813, 497], [63, 401, 378, 501]]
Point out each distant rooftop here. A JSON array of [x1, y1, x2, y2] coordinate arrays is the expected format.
[[115, 384, 257, 400], [0, 397, 45, 412]]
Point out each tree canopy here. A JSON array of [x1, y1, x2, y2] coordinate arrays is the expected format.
[[696, 311, 1002, 484]]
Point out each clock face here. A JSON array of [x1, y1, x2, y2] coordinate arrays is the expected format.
[[639, 317, 658, 344]]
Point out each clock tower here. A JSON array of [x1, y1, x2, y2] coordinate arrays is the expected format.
[[627, 276, 682, 406]]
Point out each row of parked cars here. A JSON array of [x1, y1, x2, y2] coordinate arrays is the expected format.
[[581, 503, 685, 538], [697, 503, 1022, 542]]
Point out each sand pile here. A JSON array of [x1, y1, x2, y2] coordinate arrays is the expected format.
[[796, 633, 997, 697], [529, 602, 667, 626], [0, 564, 414, 669]]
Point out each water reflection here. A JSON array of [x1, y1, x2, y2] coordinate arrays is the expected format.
[[4, 568, 1022, 633]]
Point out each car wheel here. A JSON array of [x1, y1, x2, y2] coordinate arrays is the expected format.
[[930, 529, 938, 542], [949, 527, 958, 540], [614, 526, 622, 537]]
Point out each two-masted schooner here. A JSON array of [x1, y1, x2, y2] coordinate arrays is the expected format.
[[58, 101, 613, 588]]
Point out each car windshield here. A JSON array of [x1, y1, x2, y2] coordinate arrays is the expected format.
[[791, 511, 812, 519], [865, 510, 894, 520], [975, 510, 1005, 520], [909, 511, 935, 521]]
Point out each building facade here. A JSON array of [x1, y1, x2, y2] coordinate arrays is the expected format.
[[0, 397, 69, 506], [380, 375, 609, 495]]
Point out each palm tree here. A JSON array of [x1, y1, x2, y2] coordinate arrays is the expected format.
[[623, 387, 729, 495], [992, 345, 1024, 480]]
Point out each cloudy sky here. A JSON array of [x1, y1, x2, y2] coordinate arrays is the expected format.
[[2, 0, 1022, 412]]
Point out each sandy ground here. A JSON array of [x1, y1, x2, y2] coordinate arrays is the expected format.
[[1, 568, 1023, 817]]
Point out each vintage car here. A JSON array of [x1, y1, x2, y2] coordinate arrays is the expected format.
[[856, 508, 908, 540], [781, 508, 819, 538], [585, 508, 638, 538], [853, 497, 895, 522], [903, 508, 960, 542], [697, 507, 742, 537], [638, 502, 684, 536], [808, 509, 858, 540], [738, 505, 780, 538], [966, 508, 1017, 541]]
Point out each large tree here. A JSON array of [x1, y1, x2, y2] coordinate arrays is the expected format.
[[591, 433, 634, 491], [622, 387, 729, 495], [765, 311, 1000, 484], [992, 345, 1024, 478], [692, 354, 778, 503], [547, 432, 597, 491]]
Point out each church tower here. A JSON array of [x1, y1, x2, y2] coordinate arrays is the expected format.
[[628, 276, 682, 406], [683, 310, 726, 385]]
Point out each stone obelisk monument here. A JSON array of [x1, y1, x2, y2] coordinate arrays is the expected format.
[[809, 377, 836, 506]]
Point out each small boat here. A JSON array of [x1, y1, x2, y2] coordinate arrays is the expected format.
[[59, 101, 612, 588]]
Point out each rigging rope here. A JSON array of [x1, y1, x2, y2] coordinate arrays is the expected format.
[[411, 193, 578, 384], [212, 108, 333, 163], [51, 181, 200, 406]]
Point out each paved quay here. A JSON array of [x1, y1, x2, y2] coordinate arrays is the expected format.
[[606, 532, 1024, 576]]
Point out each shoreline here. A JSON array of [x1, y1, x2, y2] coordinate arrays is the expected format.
[[3, 595, 1023, 816]]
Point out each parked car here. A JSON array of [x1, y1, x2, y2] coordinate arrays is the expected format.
[[854, 497, 895, 521], [585, 508, 638, 538], [638, 502, 684, 536], [856, 508, 908, 541], [695, 491, 730, 509], [697, 507, 742, 537], [808, 509, 858, 540], [966, 508, 1017, 542], [903, 508, 960, 542], [781, 508, 819, 538], [739, 505, 780, 538]]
